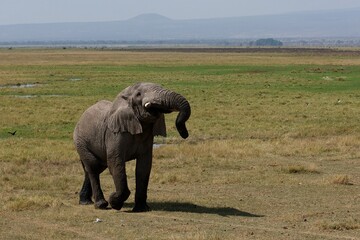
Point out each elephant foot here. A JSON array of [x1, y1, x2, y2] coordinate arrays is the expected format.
[[94, 199, 109, 209], [109, 189, 131, 210], [132, 203, 151, 212], [79, 199, 94, 205]]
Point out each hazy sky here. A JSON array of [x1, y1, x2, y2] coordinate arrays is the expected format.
[[1, 0, 360, 25]]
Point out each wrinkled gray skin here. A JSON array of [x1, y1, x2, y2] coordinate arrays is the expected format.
[[73, 83, 191, 212]]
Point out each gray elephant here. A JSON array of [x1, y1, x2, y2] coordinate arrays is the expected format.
[[73, 82, 191, 212]]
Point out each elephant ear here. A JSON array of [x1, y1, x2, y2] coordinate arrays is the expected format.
[[108, 96, 142, 135], [153, 114, 167, 137]]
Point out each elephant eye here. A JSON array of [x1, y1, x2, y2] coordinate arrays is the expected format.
[[136, 92, 141, 97]]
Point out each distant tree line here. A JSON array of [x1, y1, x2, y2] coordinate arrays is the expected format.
[[1, 38, 360, 48], [252, 38, 283, 46]]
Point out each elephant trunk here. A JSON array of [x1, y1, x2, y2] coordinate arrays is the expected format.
[[168, 91, 191, 139], [148, 88, 191, 139]]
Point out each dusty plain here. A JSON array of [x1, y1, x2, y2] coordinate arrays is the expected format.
[[0, 48, 359, 239]]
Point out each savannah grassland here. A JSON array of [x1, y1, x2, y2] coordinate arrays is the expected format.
[[0, 48, 359, 240]]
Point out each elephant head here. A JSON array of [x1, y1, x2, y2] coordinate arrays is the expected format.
[[107, 82, 191, 138]]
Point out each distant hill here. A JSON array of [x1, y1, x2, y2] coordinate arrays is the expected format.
[[1, 9, 360, 43]]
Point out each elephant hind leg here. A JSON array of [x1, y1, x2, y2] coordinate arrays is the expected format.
[[88, 172, 109, 209], [78, 152, 108, 209], [79, 163, 94, 205]]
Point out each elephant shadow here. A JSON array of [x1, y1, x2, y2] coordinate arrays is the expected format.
[[125, 201, 264, 217]]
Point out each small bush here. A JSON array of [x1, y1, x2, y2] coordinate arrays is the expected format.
[[332, 175, 353, 185], [283, 164, 320, 174], [320, 219, 360, 231]]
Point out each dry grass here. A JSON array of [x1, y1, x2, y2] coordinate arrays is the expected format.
[[0, 48, 359, 239]]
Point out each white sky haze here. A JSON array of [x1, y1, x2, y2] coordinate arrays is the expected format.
[[1, 0, 360, 25]]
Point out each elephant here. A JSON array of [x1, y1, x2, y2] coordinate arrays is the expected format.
[[73, 82, 191, 212]]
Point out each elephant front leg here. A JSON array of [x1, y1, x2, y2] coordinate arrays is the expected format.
[[108, 160, 131, 210], [133, 153, 152, 212]]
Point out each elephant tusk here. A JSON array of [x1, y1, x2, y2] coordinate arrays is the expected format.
[[145, 102, 151, 108]]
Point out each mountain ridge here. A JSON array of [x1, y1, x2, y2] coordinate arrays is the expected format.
[[1, 8, 359, 42]]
